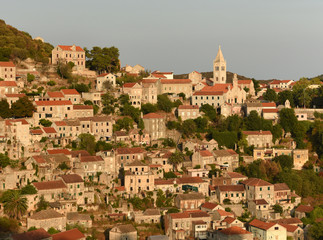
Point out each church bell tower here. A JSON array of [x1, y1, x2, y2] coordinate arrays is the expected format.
[[213, 46, 227, 83]]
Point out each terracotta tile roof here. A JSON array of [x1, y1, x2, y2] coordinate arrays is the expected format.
[[52, 228, 85, 240], [190, 211, 209, 218], [253, 199, 269, 205], [80, 155, 104, 162], [271, 218, 302, 225], [176, 177, 204, 184], [143, 113, 163, 119], [143, 208, 160, 216], [263, 108, 278, 113], [29, 209, 64, 220], [126, 160, 147, 167], [47, 149, 71, 155], [142, 78, 158, 83], [5, 119, 29, 126], [0, 81, 17, 87], [12, 228, 51, 240], [60, 174, 83, 183], [216, 209, 234, 217], [295, 205, 314, 213], [58, 45, 84, 52], [176, 192, 204, 200], [192, 220, 206, 224], [269, 80, 281, 85], [152, 71, 173, 75], [281, 80, 293, 83], [278, 224, 299, 232], [261, 102, 276, 107], [32, 155, 46, 164], [241, 178, 272, 187], [222, 216, 236, 224], [123, 82, 137, 88], [226, 149, 238, 155], [67, 212, 91, 221], [242, 130, 272, 135], [61, 89, 80, 95], [115, 186, 125, 191], [54, 121, 67, 126], [113, 224, 137, 233], [226, 172, 247, 179], [151, 73, 166, 78], [0, 61, 15, 67], [170, 212, 190, 219], [35, 100, 72, 106], [73, 105, 93, 110], [178, 105, 199, 110], [33, 180, 67, 190], [114, 131, 128, 137], [161, 79, 191, 84], [70, 150, 90, 157], [217, 185, 245, 192], [193, 90, 224, 96], [47, 91, 64, 98], [42, 127, 57, 134], [219, 226, 251, 235], [97, 73, 112, 77], [201, 202, 219, 210], [274, 183, 290, 191], [249, 219, 276, 230], [199, 150, 213, 157], [116, 147, 145, 154], [5, 93, 26, 98], [213, 149, 237, 157], [154, 179, 173, 185]]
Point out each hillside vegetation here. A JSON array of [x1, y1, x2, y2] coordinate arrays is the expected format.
[[174, 71, 250, 83], [0, 19, 53, 63]]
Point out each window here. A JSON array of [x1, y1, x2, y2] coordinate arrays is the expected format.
[[274, 227, 279, 230], [268, 187, 270, 190], [260, 187, 262, 191]]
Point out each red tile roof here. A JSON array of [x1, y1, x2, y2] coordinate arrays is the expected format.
[[269, 80, 281, 85], [142, 78, 158, 83], [261, 102, 276, 107], [123, 82, 137, 88], [217, 185, 245, 192], [30, 129, 43, 135], [115, 186, 126, 192], [60, 174, 83, 183], [154, 179, 173, 185], [295, 205, 314, 213], [271, 218, 302, 225], [151, 73, 166, 78], [199, 150, 213, 157], [262, 108, 278, 113], [116, 147, 145, 154], [143, 113, 163, 119], [176, 177, 204, 184], [54, 121, 67, 126], [278, 224, 298, 233], [249, 219, 276, 230], [52, 228, 85, 240], [216, 209, 234, 217], [253, 199, 269, 205], [32, 180, 67, 190], [152, 71, 173, 75], [274, 183, 290, 191], [222, 216, 236, 224], [193, 91, 224, 96], [12, 228, 51, 240], [241, 178, 272, 187], [35, 100, 72, 106], [0, 81, 17, 87], [58, 45, 84, 52], [42, 127, 57, 134], [5, 119, 29, 126], [47, 149, 71, 155], [0, 61, 15, 67], [73, 105, 93, 110], [47, 91, 64, 98], [32, 155, 46, 164], [178, 105, 199, 110], [170, 212, 190, 219], [219, 226, 251, 235], [80, 155, 104, 162], [5, 93, 26, 98], [70, 150, 90, 157], [242, 131, 272, 136], [97, 73, 112, 77], [61, 89, 80, 95], [201, 202, 219, 210], [226, 172, 247, 179], [161, 79, 191, 84]]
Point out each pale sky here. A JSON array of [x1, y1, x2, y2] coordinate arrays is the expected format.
[[1, 0, 323, 80]]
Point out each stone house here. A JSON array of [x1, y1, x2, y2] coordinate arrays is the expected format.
[[0, 61, 16, 81], [183, 139, 218, 152], [212, 149, 239, 172], [242, 130, 273, 148], [34, 100, 74, 123], [188, 71, 202, 85], [5, 119, 30, 147], [116, 147, 145, 168], [248, 219, 287, 240], [213, 226, 253, 240], [200, 202, 224, 212], [4, 93, 26, 107], [27, 209, 66, 231], [74, 155, 105, 180], [124, 160, 154, 194], [241, 178, 275, 205], [123, 64, 144, 74], [262, 108, 279, 120], [216, 185, 246, 204], [152, 70, 174, 79], [73, 105, 93, 118], [32, 180, 68, 202], [294, 205, 313, 219], [224, 172, 248, 185], [81, 92, 102, 106], [109, 224, 137, 240], [142, 78, 158, 104], [147, 235, 169, 240], [66, 212, 92, 229], [165, 210, 211, 240], [217, 217, 244, 230], [177, 105, 200, 121], [59, 174, 84, 205], [128, 128, 150, 145], [96, 150, 117, 179], [244, 102, 263, 116], [61, 89, 81, 104], [248, 199, 271, 220], [273, 183, 291, 204], [160, 79, 192, 98], [133, 208, 161, 224], [174, 192, 205, 210], [192, 149, 215, 169], [122, 82, 142, 107], [0, 81, 18, 98], [238, 79, 255, 96], [186, 168, 209, 178], [279, 223, 304, 240], [42, 91, 64, 101], [79, 115, 114, 141], [0, 166, 35, 190], [52, 228, 86, 240], [113, 131, 130, 143], [96, 73, 116, 91], [142, 112, 166, 141], [52, 45, 85, 71], [149, 150, 175, 172]]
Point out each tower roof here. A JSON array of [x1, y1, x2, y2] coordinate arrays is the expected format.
[[215, 45, 225, 63]]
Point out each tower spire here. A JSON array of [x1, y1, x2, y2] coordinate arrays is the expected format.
[[215, 45, 225, 63]]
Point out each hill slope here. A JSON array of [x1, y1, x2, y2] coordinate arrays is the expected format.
[[0, 19, 53, 63]]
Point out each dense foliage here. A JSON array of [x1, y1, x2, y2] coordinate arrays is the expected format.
[[85, 46, 120, 73]]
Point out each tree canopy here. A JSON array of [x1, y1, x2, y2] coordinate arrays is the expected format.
[[85, 46, 120, 73]]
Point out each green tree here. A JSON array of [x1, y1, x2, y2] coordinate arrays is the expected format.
[[58, 162, 70, 170], [47, 227, 60, 234], [36, 195, 49, 212], [200, 104, 217, 122], [278, 90, 294, 107], [273, 204, 283, 215], [273, 155, 293, 170], [85, 46, 120, 73], [11, 96, 36, 118], [141, 103, 158, 115], [168, 151, 184, 171], [263, 88, 278, 102], [0, 99, 11, 118], [69, 83, 89, 93], [101, 92, 117, 115], [308, 221, 323, 240], [181, 119, 197, 137], [0, 190, 27, 219], [252, 78, 260, 94], [162, 138, 176, 148], [119, 94, 130, 106], [39, 119, 52, 127], [279, 108, 297, 135], [78, 133, 96, 154], [194, 117, 208, 133], [114, 117, 133, 132], [20, 184, 37, 195], [0, 153, 12, 168], [27, 73, 35, 83], [157, 95, 173, 113], [57, 62, 73, 79]]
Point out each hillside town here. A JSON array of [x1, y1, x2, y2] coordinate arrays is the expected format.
[[0, 20, 322, 240]]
